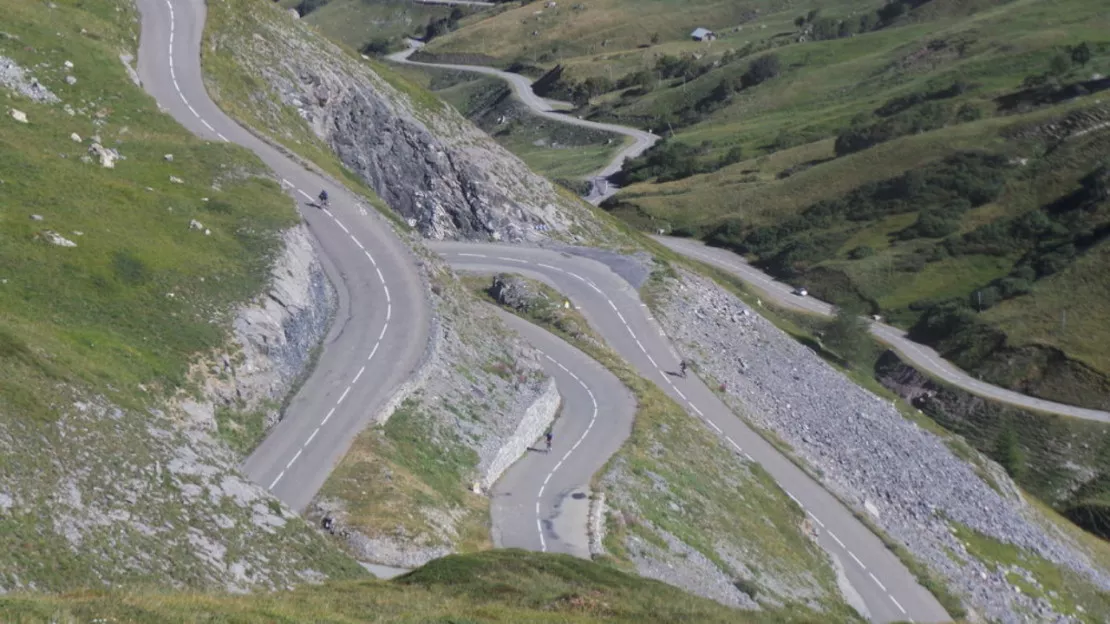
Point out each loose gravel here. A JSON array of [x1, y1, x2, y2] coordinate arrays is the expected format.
[[1, 55, 59, 103], [657, 269, 1110, 623]]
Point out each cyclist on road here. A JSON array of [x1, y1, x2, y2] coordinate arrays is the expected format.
[[545, 431, 553, 452], [318, 189, 329, 207], [679, 359, 688, 378]]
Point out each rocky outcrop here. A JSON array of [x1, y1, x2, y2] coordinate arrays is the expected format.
[[0, 55, 59, 103], [489, 273, 543, 312], [187, 225, 335, 432], [204, 3, 596, 242]]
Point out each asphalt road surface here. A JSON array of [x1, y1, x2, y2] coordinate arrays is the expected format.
[[487, 308, 636, 556], [432, 241, 952, 624], [135, 0, 431, 511], [388, 41, 658, 204], [654, 236, 1110, 424]]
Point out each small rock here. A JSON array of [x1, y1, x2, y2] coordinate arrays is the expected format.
[[9, 109, 28, 123], [30, 214, 44, 221], [87, 143, 117, 168], [163, 153, 173, 162], [169, 176, 184, 184], [64, 60, 73, 69], [41, 230, 77, 247], [63, 104, 75, 116], [189, 219, 204, 231], [70, 132, 81, 142], [65, 75, 76, 85]]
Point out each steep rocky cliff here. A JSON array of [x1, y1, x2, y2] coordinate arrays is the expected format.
[[203, 0, 603, 242], [185, 225, 335, 438]]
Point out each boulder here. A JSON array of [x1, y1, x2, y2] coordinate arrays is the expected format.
[[41, 230, 77, 247], [88, 143, 117, 168], [10, 109, 28, 123], [488, 274, 543, 312]]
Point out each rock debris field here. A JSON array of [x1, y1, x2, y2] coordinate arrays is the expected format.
[[657, 269, 1110, 623]]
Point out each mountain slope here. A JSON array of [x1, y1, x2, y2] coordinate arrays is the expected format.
[[0, 0, 363, 591], [413, 0, 1110, 412], [203, 0, 617, 243]]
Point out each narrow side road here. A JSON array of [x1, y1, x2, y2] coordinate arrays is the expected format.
[[135, 0, 431, 511], [433, 241, 951, 624], [487, 308, 635, 557], [388, 41, 658, 203], [654, 236, 1110, 423]]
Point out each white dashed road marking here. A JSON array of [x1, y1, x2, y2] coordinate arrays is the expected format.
[[534, 351, 600, 552], [163, 0, 400, 497]]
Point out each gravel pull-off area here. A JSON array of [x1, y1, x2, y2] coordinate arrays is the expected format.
[[657, 269, 1110, 623]]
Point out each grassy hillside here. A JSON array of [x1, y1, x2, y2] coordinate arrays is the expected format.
[[0, 550, 846, 623], [0, 0, 364, 590], [415, 0, 1110, 413]]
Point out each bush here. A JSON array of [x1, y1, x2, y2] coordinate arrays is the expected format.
[[295, 0, 330, 17], [360, 38, 398, 57], [848, 246, 875, 259], [823, 303, 872, 366], [613, 140, 744, 185], [835, 101, 954, 156], [741, 54, 781, 88]]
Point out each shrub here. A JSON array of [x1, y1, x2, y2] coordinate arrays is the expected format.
[[741, 54, 781, 88], [360, 38, 397, 57], [835, 101, 954, 156], [848, 246, 875, 259], [823, 303, 872, 366]]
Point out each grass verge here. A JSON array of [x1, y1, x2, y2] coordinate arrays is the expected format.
[[0, 549, 816, 623], [317, 396, 491, 554]]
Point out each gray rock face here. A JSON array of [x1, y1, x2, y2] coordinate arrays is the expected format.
[[206, 6, 593, 241], [189, 225, 335, 432], [657, 269, 1110, 622], [0, 55, 59, 103]]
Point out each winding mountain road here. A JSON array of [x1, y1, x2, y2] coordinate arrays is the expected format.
[[488, 308, 635, 556], [136, 0, 430, 512], [654, 237, 1110, 423], [432, 242, 950, 624], [388, 41, 658, 203], [138, 1, 949, 621]]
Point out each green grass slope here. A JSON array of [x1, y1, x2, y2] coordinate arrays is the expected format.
[[0, 0, 363, 590], [0, 550, 847, 623]]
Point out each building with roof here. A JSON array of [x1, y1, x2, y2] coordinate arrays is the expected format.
[[690, 27, 717, 41]]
